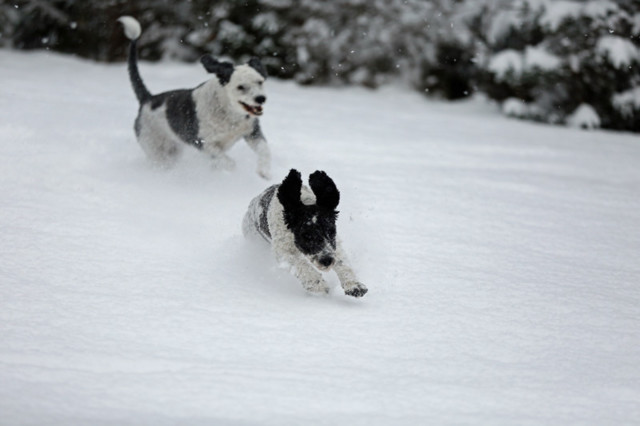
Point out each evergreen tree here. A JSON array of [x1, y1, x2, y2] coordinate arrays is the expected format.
[[475, 0, 640, 131], [1, 0, 638, 132]]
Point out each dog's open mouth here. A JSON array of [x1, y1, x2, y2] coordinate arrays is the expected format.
[[240, 102, 263, 116]]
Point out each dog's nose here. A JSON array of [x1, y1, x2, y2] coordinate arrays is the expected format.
[[254, 95, 266, 105], [318, 256, 334, 268]]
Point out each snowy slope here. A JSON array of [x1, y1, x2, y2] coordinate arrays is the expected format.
[[1, 50, 639, 425]]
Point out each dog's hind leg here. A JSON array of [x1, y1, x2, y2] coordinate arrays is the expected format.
[[136, 104, 182, 166], [137, 124, 182, 166], [244, 121, 271, 180]]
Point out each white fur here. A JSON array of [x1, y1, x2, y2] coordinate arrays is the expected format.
[[192, 80, 256, 167], [227, 65, 267, 116], [136, 103, 183, 164], [118, 16, 141, 40], [244, 185, 368, 297]]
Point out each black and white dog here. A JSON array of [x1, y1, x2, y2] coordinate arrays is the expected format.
[[243, 169, 368, 297], [118, 16, 271, 179]]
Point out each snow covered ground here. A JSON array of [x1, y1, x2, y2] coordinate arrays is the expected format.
[[1, 50, 639, 425]]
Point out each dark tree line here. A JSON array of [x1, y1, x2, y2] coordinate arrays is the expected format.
[[1, 0, 639, 132]]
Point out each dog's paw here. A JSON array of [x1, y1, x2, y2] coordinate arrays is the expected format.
[[343, 281, 368, 298], [303, 279, 330, 295]]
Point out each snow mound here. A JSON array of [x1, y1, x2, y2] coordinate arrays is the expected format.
[[540, 1, 582, 30], [489, 49, 524, 81], [566, 103, 601, 129], [540, 0, 619, 31], [489, 46, 561, 81], [633, 13, 640, 35], [583, 1, 621, 19], [502, 97, 529, 118], [487, 10, 521, 45], [596, 36, 640, 69], [613, 86, 640, 117], [525, 45, 562, 71]]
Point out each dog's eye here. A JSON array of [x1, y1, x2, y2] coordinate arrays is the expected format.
[[237, 85, 246, 91]]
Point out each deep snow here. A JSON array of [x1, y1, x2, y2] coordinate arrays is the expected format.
[[1, 50, 639, 425]]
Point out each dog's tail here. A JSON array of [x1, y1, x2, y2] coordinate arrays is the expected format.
[[118, 16, 151, 104]]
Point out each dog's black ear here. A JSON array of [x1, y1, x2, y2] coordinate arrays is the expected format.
[[309, 171, 340, 211], [200, 55, 234, 85], [248, 57, 267, 79], [278, 169, 303, 211]]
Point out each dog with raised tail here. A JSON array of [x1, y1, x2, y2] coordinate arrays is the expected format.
[[243, 169, 368, 297], [117, 16, 271, 179]]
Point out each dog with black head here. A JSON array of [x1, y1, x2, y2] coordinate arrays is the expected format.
[[118, 16, 271, 179], [243, 169, 368, 297]]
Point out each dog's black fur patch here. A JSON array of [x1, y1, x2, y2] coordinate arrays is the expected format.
[[309, 171, 340, 211], [258, 185, 277, 240], [134, 113, 142, 137], [245, 120, 264, 144], [277, 169, 303, 213], [145, 90, 200, 146], [277, 169, 339, 257], [200, 55, 235, 86], [248, 57, 268, 79]]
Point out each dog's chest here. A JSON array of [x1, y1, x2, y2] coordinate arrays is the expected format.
[[198, 113, 254, 147]]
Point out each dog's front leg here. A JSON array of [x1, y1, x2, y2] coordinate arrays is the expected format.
[[275, 249, 329, 295], [244, 122, 271, 179], [202, 142, 236, 171], [333, 242, 368, 298]]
